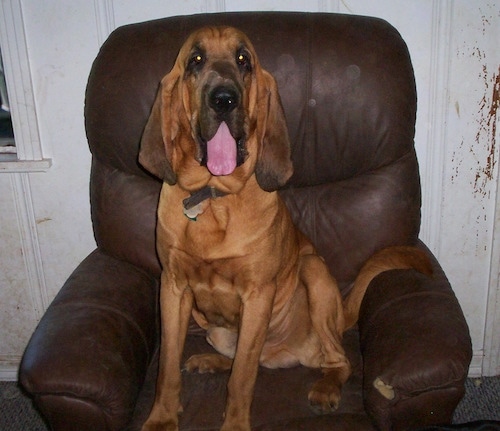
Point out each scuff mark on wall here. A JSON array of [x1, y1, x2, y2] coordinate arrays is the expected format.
[[448, 5, 499, 258], [451, 140, 465, 185], [35, 217, 52, 225], [473, 65, 499, 197]]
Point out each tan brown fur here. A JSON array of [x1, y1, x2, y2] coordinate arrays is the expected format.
[[139, 26, 432, 431]]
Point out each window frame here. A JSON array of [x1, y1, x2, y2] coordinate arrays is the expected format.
[[0, 0, 51, 173]]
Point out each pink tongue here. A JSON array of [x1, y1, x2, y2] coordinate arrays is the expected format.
[[207, 122, 237, 176]]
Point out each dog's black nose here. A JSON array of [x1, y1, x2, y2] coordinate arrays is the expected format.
[[209, 86, 239, 114]]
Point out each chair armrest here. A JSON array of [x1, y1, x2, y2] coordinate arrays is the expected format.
[[357, 245, 472, 431], [19, 249, 159, 431]]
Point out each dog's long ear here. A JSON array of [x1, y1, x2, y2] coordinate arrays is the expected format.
[[138, 70, 181, 184], [254, 69, 293, 192]]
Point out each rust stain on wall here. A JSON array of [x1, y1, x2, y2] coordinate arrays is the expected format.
[[473, 65, 499, 197]]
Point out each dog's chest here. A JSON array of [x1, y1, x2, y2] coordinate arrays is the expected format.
[[185, 257, 244, 328], [157, 187, 289, 327], [173, 223, 276, 329]]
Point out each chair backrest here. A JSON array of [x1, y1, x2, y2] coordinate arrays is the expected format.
[[85, 12, 421, 292]]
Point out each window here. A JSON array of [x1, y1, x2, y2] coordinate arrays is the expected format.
[[0, 51, 15, 157], [0, 0, 51, 172]]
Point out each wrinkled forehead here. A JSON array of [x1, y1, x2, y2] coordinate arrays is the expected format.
[[182, 26, 254, 59]]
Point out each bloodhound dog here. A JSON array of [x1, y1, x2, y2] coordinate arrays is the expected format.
[[139, 26, 432, 431]]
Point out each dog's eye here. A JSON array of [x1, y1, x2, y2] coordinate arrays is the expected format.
[[236, 51, 252, 72], [187, 52, 205, 71]]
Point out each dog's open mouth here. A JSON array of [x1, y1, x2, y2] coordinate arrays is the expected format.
[[199, 122, 247, 176], [206, 122, 237, 176]]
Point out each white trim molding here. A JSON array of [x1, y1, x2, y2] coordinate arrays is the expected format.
[[468, 352, 485, 378], [11, 173, 49, 320], [93, 0, 116, 46], [421, 0, 453, 256], [318, 0, 341, 13], [0, 0, 51, 171], [483, 169, 500, 376], [0, 173, 48, 381], [0, 356, 21, 381], [204, 0, 226, 12]]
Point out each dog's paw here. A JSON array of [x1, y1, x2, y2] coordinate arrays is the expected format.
[[307, 377, 342, 414], [141, 404, 182, 431], [184, 353, 232, 373], [220, 416, 251, 431]]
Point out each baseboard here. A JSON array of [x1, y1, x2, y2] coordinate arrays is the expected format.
[[467, 351, 484, 377], [0, 356, 20, 381]]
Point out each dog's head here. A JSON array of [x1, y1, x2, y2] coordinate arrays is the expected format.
[[139, 26, 293, 193]]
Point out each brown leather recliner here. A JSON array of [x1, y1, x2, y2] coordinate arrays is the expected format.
[[19, 12, 472, 431]]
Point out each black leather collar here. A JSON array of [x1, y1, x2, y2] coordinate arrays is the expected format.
[[182, 186, 227, 211]]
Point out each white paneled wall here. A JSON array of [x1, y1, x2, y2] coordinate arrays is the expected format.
[[0, 0, 498, 380]]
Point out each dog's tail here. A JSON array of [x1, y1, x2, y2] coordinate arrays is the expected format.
[[342, 246, 433, 331]]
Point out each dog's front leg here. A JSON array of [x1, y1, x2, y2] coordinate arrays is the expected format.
[[220, 283, 275, 431], [142, 271, 193, 431]]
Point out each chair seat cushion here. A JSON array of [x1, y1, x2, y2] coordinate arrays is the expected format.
[[125, 328, 375, 431]]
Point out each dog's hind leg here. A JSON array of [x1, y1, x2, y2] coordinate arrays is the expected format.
[[206, 326, 238, 357], [299, 254, 352, 413], [184, 327, 236, 373]]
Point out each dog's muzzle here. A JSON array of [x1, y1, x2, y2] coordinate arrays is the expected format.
[[198, 83, 247, 176]]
